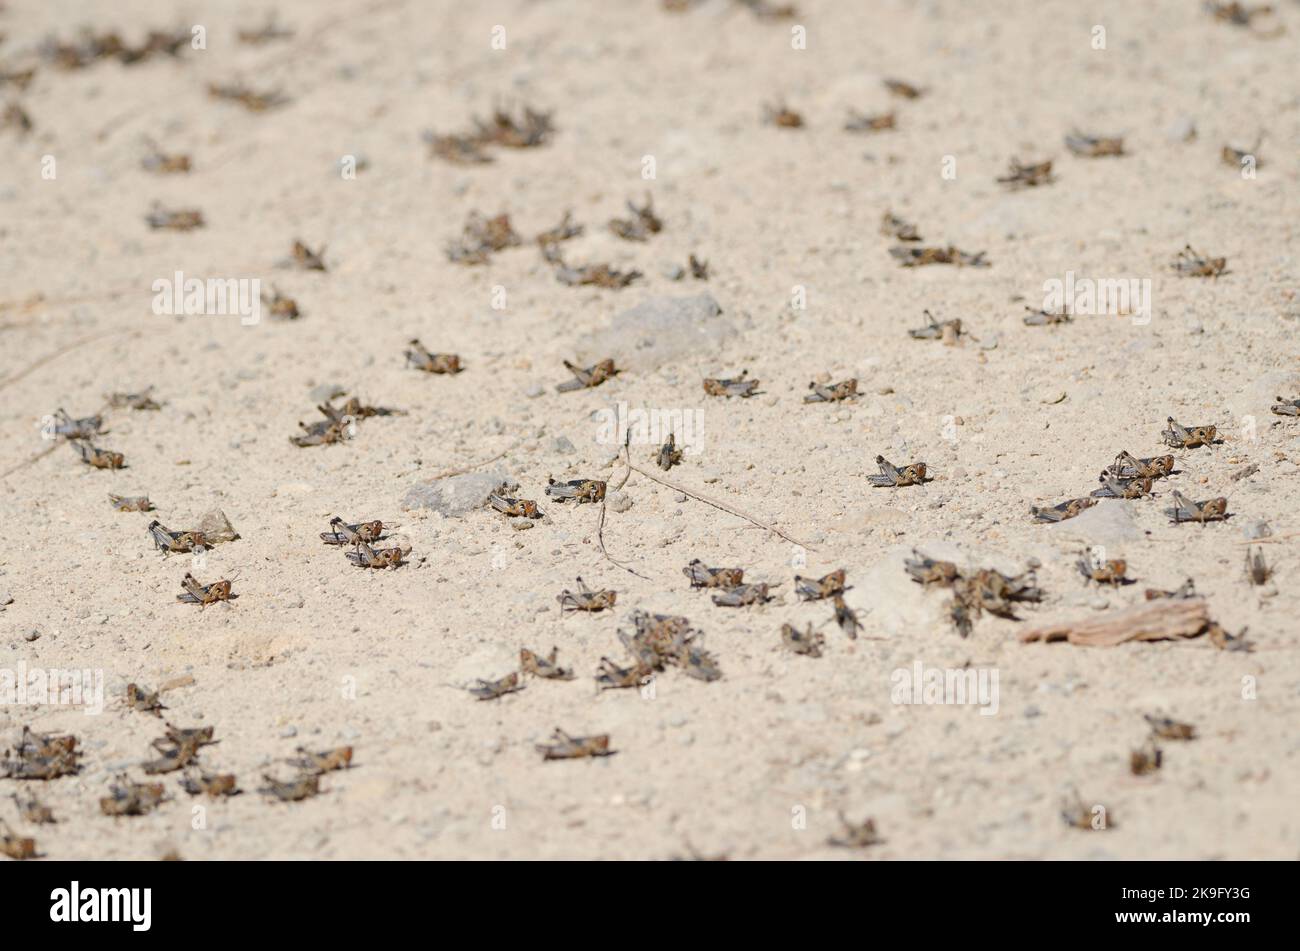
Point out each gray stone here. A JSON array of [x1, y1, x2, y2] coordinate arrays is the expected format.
[[1165, 115, 1196, 142], [550, 435, 576, 455], [401, 470, 514, 516], [608, 491, 634, 513], [576, 293, 733, 372], [309, 382, 346, 403], [1047, 500, 1142, 545]]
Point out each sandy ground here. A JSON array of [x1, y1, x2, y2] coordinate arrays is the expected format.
[[1, 0, 1298, 860]]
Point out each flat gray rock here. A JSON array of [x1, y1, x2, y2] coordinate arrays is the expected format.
[[401, 470, 514, 516], [577, 293, 733, 372], [1047, 499, 1142, 545]]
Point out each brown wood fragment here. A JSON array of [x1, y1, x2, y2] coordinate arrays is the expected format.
[[1019, 599, 1210, 647]]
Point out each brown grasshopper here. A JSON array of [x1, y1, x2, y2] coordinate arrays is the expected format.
[[404, 339, 462, 374], [608, 194, 663, 242], [831, 594, 863, 639], [1130, 740, 1163, 776], [702, 371, 759, 398], [828, 813, 884, 848], [179, 770, 241, 797], [1031, 497, 1097, 523], [656, 433, 684, 470], [844, 109, 896, 133], [676, 642, 722, 682], [1206, 1, 1279, 29], [1221, 135, 1263, 168], [869, 455, 927, 487], [207, 81, 289, 111], [1107, 451, 1175, 479], [1060, 791, 1110, 830], [1270, 396, 1300, 417], [176, 573, 235, 607], [148, 520, 208, 555], [762, 100, 804, 128], [794, 569, 847, 601], [70, 439, 124, 469], [883, 77, 924, 99], [0, 68, 37, 92], [889, 245, 988, 268], [596, 656, 653, 690], [904, 550, 960, 588], [2, 728, 81, 780], [734, 0, 798, 21], [100, 775, 166, 816], [536, 728, 614, 761], [1165, 490, 1228, 525], [536, 210, 584, 248], [142, 739, 201, 775], [557, 577, 617, 613], [520, 647, 574, 680], [683, 559, 744, 589], [711, 583, 773, 607], [425, 131, 494, 165], [805, 379, 858, 403], [0, 821, 36, 860], [1077, 554, 1131, 586], [141, 140, 191, 173], [51, 408, 105, 438], [1144, 578, 1197, 600], [320, 517, 386, 546], [557, 358, 618, 392], [126, 682, 166, 717], [473, 103, 554, 149], [546, 246, 642, 288], [1023, 305, 1072, 326], [545, 477, 606, 503], [106, 386, 161, 410], [145, 204, 204, 231], [1244, 546, 1272, 586], [1064, 132, 1125, 157], [1161, 417, 1217, 448], [908, 310, 965, 343], [1091, 474, 1153, 499], [261, 772, 322, 801], [466, 673, 525, 701], [1206, 620, 1251, 652], [286, 240, 327, 271], [630, 610, 695, 658], [11, 792, 55, 825], [880, 212, 921, 242], [619, 628, 672, 672], [263, 286, 299, 319], [1171, 245, 1227, 278], [489, 492, 541, 519], [237, 15, 294, 44], [290, 418, 348, 447], [1145, 714, 1196, 741], [781, 622, 824, 657], [325, 395, 403, 422], [291, 746, 353, 774], [997, 158, 1054, 189], [345, 542, 410, 569], [109, 494, 153, 512], [447, 211, 521, 264], [1, 102, 33, 135]]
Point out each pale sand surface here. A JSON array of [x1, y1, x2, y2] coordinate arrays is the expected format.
[[0, 0, 1297, 858]]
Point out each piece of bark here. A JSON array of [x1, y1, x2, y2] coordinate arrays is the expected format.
[[1019, 599, 1210, 647]]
